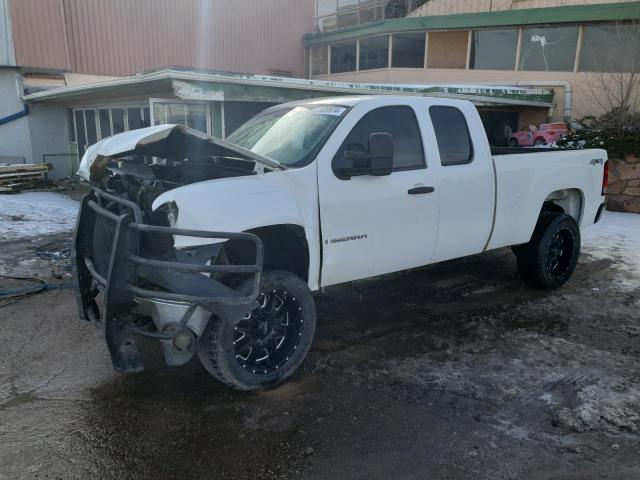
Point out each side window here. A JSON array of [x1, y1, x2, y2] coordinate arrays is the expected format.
[[333, 106, 425, 172], [429, 106, 474, 166]]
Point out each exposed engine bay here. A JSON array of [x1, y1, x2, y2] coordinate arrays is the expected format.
[[102, 155, 257, 223], [78, 124, 283, 224]]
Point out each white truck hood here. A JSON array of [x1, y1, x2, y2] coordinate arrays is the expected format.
[[77, 124, 283, 181]]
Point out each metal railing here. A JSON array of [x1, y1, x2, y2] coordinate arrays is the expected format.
[[315, 0, 424, 32]]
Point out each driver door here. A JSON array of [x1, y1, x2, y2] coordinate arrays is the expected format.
[[317, 102, 439, 286]]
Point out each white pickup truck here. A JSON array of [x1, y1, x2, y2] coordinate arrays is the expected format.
[[74, 96, 608, 389]]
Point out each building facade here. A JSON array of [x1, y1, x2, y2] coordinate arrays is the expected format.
[[0, 0, 315, 175], [1, 0, 640, 175], [306, 1, 640, 122]]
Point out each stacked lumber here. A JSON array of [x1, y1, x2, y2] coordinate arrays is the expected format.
[[0, 163, 55, 193]]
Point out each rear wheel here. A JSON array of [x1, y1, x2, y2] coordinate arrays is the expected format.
[[533, 137, 547, 146], [513, 213, 580, 289], [197, 270, 316, 390], [508, 138, 519, 147]]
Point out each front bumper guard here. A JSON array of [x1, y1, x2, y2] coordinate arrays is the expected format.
[[72, 187, 264, 372]]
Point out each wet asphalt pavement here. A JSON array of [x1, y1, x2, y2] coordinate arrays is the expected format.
[[1, 216, 640, 480]]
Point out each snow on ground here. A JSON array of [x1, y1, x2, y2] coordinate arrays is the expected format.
[[582, 210, 640, 290], [0, 192, 79, 240]]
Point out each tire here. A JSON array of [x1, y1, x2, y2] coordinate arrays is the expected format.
[[508, 138, 519, 147], [534, 137, 547, 146], [514, 213, 581, 289], [197, 270, 316, 390]]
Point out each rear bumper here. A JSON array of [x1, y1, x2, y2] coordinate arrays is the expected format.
[[72, 187, 263, 372]]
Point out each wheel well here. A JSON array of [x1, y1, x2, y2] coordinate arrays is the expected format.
[[541, 188, 583, 223], [222, 224, 310, 282]]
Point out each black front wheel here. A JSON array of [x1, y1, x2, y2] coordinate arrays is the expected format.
[[514, 213, 581, 289], [197, 270, 316, 390]]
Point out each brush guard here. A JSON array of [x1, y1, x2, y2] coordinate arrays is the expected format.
[[72, 187, 263, 372]]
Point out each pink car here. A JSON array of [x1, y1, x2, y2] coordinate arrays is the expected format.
[[508, 123, 568, 147]]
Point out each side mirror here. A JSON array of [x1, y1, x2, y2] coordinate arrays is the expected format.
[[367, 132, 394, 176], [334, 132, 394, 180]]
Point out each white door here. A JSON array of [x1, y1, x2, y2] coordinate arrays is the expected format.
[[426, 102, 495, 262], [318, 103, 439, 286]]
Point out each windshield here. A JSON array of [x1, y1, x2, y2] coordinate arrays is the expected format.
[[227, 104, 348, 167]]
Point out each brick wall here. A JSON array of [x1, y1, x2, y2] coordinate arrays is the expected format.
[[607, 156, 640, 213]]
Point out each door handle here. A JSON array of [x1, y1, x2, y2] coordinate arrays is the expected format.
[[407, 186, 435, 195]]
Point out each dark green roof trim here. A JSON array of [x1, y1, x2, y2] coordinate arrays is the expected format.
[[305, 1, 640, 46]]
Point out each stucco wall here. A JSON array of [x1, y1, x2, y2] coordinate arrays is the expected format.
[[410, 0, 639, 17], [0, 68, 70, 178], [0, 68, 32, 162], [27, 104, 72, 179]]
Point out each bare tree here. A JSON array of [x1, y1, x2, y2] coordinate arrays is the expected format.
[[582, 21, 640, 134]]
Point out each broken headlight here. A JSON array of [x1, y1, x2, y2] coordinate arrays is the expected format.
[[164, 202, 179, 228]]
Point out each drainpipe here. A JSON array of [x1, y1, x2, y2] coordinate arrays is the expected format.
[[516, 80, 572, 122], [492, 80, 573, 122], [0, 74, 30, 126], [0, 104, 28, 126]]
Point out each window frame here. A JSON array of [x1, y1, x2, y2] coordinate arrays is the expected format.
[[330, 40, 358, 73], [470, 27, 519, 71], [332, 105, 427, 179], [358, 35, 389, 71], [428, 106, 475, 166], [518, 24, 580, 72], [391, 31, 427, 69], [149, 98, 211, 134], [578, 21, 640, 73]]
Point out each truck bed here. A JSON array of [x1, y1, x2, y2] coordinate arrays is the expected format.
[[487, 148, 606, 251], [490, 147, 574, 156]]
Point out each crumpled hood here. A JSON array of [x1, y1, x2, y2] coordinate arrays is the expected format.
[[77, 124, 283, 181]]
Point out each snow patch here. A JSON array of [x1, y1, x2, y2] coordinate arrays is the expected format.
[[581, 210, 640, 291], [0, 192, 79, 240]]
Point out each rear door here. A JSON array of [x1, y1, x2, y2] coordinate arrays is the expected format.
[[426, 101, 495, 262], [317, 99, 439, 286]]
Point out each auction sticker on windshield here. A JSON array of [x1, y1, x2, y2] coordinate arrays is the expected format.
[[309, 105, 347, 116]]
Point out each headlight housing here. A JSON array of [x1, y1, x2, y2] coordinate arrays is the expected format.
[[164, 202, 179, 228]]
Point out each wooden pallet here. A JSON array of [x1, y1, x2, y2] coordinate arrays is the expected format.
[[0, 163, 51, 174], [0, 163, 54, 193]]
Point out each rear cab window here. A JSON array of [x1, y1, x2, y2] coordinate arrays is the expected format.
[[333, 105, 426, 174], [429, 106, 474, 166]]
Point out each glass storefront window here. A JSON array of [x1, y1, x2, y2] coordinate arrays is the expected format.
[[127, 107, 144, 130], [520, 26, 579, 72], [331, 41, 357, 73], [311, 45, 329, 76], [99, 109, 111, 139], [471, 29, 518, 70], [359, 36, 388, 70], [579, 23, 640, 73], [186, 104, 207, 132], [73, 105, 156, 158], [112, 109, 125, 134], [152, 102, 209, 133], [75, 110, 86, 157], [392, 32, 425, 68], [85, 110, 97, 146], [67, 109, 76, 142]]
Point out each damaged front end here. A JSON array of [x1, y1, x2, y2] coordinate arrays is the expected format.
[[72, 124, 275, 372]]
